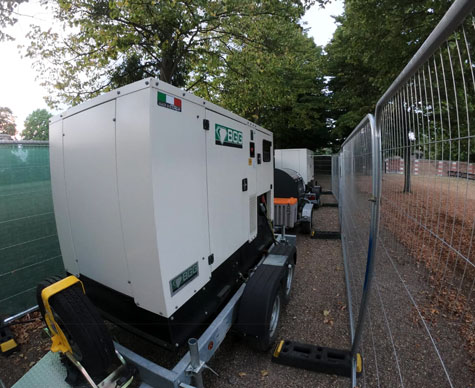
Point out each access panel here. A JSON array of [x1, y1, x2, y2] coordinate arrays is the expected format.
[[205, 110, 257, 270]]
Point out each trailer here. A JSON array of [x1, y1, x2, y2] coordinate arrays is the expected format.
[[273, 149, 320, 234], [275, 148, 315, 188], [273, 168, 317, 234], [27, 78, 297, 387]]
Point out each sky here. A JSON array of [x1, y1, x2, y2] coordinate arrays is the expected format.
[[0, 0, 344, 134]]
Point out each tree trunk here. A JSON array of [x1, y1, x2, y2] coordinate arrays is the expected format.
[[160, 55, 176, 85]]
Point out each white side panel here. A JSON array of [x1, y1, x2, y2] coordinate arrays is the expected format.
[[115, 90, 167, 315], [62, 101, 131, 295], [150, 89, 211, 316], [49, 120, 79, 275], [301, 149, 309, 183], [274, 149, 284, 170], [283, 150, 300, 178], [307, 149, 314, 182], [256, 131, 274, 196], [276, 149, 313, 184], [255, 130, 273, 220], [206, 111, 255, 269], [247, 128, 258, 242]]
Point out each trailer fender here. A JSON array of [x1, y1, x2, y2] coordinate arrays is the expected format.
[[301, 202, 314, 222], [300, 202, 314, 234]]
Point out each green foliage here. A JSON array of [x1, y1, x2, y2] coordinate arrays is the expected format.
[[201, 20, 330, 149], [0, 0, 28, 41], [325, 0, 454, 144], [0, 107, 16, 136], [24, 0, 333, 149], [26, 0, 313, 108], [22, 109, 52, 141]]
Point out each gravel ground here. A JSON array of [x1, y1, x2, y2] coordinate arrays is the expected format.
[[5, 174, 472, 387], [2, 178, 351, 388], [4, 172, 473, 388], [115, 180, 351, 388], [205, 234, 349, 388], [316, 174, 333, 193], [0, 313, 50, 388], [201, 177, 350, 388], [357, 225, 475, 388]]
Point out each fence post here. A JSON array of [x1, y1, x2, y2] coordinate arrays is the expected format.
[[403, 140, 411, 192]]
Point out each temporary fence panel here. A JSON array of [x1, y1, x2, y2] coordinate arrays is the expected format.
[[331, 154, 340, 201], [338, 115, 380, 386], [0, 142, 64, 317], [314, 154, 333, 190], [337, 1, 475, 386]]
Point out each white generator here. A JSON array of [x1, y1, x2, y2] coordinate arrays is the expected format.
[[49, 78, 277, 347], [275, 148, 314, 185]]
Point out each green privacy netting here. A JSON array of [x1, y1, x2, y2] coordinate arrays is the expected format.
[[0, 142, 64, 317]]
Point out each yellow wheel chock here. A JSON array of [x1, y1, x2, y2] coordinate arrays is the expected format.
[[41, 275, 84, 354], [39, 275, 135, 388]]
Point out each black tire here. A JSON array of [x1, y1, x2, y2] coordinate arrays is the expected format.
[[301, 220, 311, 234], [36, 278, 116, 378], [254, 290, 281, 352], [37, 275, 63, 320]]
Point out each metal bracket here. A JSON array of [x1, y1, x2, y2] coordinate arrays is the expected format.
[[65, 349, 133, 388], [185, 360, 206, 376], [185, 361, 219, 377]]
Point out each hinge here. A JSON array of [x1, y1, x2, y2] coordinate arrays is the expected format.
[[208, 254, 214, 265], [203, 119, 210, 130]]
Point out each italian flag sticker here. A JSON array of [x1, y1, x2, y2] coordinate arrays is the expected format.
[[157, 91, 182, 112]]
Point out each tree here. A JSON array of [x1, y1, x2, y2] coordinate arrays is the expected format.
[[0, 107, 16, 136], [325, 0, 454, 144], [26, 0, 318, 108], [0, 0, 28, 41], [22, 109, 52, 140], [205, 20, 330, 149]]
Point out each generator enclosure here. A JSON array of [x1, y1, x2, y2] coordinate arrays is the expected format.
[[274, 168, 305, 199], [49, 79, 274, 329], [275, 148, 314, 185]]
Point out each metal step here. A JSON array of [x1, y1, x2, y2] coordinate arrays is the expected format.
[[12, 352, 70, 388]]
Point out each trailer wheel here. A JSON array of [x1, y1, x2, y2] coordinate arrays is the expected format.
[[36, 278, 116, 378], [301, 220, 311, 234], [236, 264, 286, 352], [254, 290, 281, 352]]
